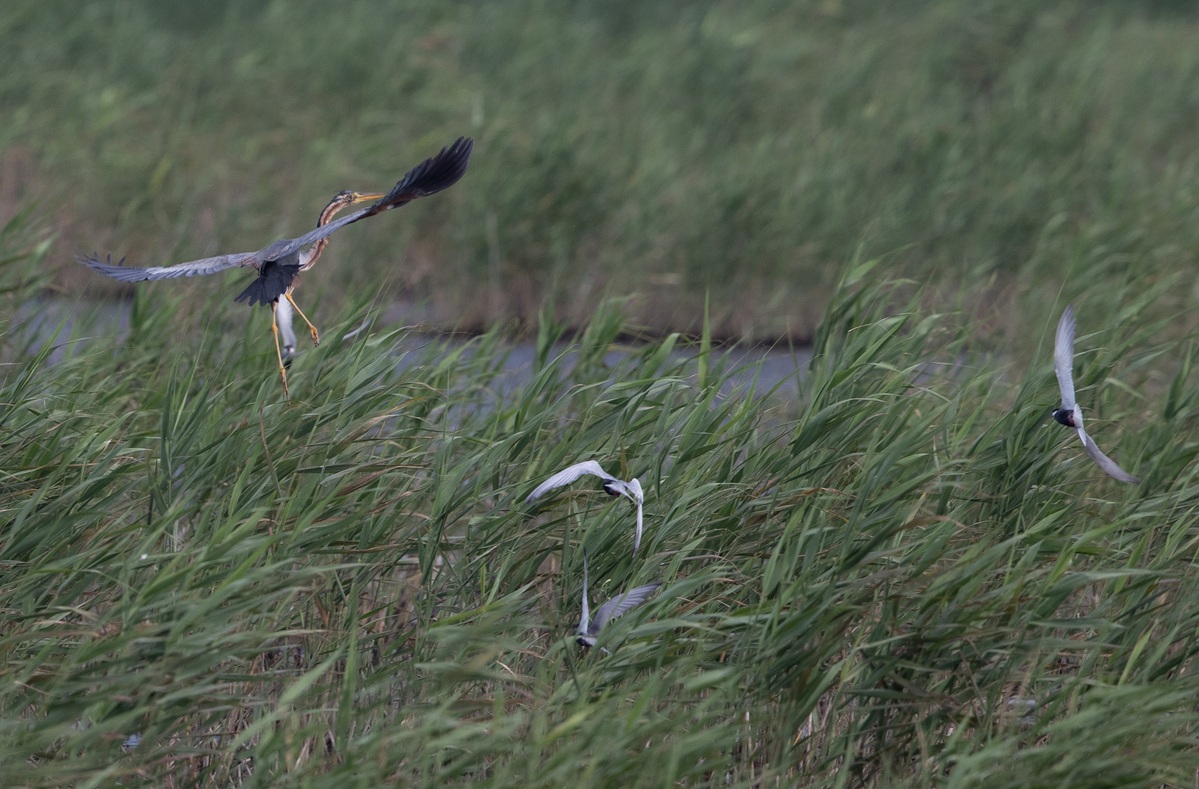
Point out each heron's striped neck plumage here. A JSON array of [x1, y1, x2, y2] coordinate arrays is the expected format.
[[298, 194, 357, 271]]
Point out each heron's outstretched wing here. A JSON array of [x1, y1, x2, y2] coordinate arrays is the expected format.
[[80, 137, 474, 283], [369, 136, 475, 212], [255, 137, 474, 264], [590, 584, 661, 634], [1080, 427, 1139, 484], [527, 460, 615, 502], [1054, 304, 1077, 409], [77, 251, 259, 282]]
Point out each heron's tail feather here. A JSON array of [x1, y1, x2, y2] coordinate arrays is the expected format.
[[234, 261, 301, 306]]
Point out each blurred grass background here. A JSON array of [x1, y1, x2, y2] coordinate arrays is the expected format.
[[5, 0, 1199, 340]]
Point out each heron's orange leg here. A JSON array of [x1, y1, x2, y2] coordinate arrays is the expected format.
[[284, 291, 320, 347], [271, 301, 290, 399]]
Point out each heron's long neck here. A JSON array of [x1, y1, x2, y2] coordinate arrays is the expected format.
[[299, 196, 354, 270]]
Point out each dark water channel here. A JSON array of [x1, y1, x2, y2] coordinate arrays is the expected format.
[[9, 298, 813, 401]]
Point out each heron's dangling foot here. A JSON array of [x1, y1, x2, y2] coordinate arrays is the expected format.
[[285, 292, 320, 347], [271, 302, 291, 399]]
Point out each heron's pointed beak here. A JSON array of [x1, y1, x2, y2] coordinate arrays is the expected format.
[[350, 191, 384, 205]]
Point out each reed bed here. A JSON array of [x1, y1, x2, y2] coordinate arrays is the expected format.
[[3, 228, 1198, 786]]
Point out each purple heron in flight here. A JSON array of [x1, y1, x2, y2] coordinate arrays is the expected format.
[[80, 137, 473, 396]]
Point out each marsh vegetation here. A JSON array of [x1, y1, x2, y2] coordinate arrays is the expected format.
[[3, 232, 1197, 784], [4, 1, 1199, 785]]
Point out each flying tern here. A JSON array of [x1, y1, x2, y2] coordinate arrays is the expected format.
[[1052, 303, 1139, 484], [576, 549, 660, 652], [526, 460, 645, 555]]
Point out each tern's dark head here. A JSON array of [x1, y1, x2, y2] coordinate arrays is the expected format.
[[601, 481, 621, 497], [1052, 407, 1076, 427], [577, 635, 596, 650]]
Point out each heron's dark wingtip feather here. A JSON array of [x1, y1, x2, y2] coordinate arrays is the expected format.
[[77, 252, 148, 282], [370, 137, 474, 213], [233, 261, 301, 306]]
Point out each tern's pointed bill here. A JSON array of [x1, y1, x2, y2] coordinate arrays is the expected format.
[[1049, 303, 1138, 484]]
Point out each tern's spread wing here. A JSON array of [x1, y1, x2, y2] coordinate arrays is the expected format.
[[591, 584, 661, 634], [608, 477, 645, 555], [78, 251, 259, 282], [633, 500, 643, 557], [626, 477, 644, 504], [1080, 428, 1139, 484], [1054, 304, 1077, 409], [254, 137, 473, 264], [631, 488, 644, 557], [578, 550, 592, 637], [527, 460, 614, 502]]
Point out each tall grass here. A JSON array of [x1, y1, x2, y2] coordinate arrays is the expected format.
[[3, 0, 1198, 338], [4, 222, 1199, 785]]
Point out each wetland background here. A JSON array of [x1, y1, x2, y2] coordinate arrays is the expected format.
[[4, 1, 1199, 786]]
